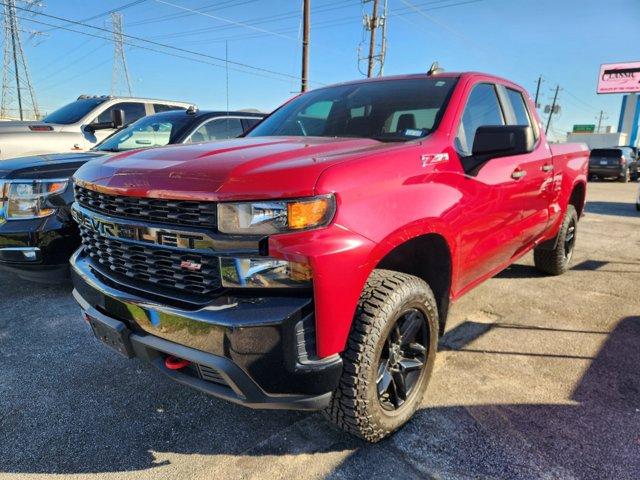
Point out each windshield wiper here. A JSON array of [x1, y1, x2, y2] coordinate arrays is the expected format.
[[369, 135, 419, 143]]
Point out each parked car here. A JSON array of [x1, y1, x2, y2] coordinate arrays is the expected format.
[[0, 95, 192, 160], [588, 147, 638, 182], [69, 71, 588, 442], [0, 108, 264, 282]]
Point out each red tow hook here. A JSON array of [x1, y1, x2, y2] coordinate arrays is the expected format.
[[164, 356, 191, 370]]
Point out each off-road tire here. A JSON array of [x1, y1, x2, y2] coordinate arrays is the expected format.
[[534, 205, 578, 275], [324, 269, 439, 442]]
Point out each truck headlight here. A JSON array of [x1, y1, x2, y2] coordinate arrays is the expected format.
[[220, 257, 312, 288], [4, 180, 68, 219], [217, 195, 336, 235]]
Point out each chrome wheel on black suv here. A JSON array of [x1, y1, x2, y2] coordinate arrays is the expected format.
[[325, 269, 438, 442]]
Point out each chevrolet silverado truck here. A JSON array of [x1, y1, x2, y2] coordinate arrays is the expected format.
[[0, 108, 264, 282], [0, 95, 191, 160], [69, 71, 588, 442]]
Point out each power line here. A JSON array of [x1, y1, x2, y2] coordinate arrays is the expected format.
[[148, 0, 358, 41], [128, 0, 258, 27], [16, 13, 318, 86], [153, 0, 297, 41], [6, 2, 319, 84], [40, 0, 147, 33]]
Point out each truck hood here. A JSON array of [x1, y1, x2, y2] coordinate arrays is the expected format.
[[0, 151, 107, 180], [74, 136, 403, 201]]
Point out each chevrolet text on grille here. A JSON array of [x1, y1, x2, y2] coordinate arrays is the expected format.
[[72, 206, 209, 251]]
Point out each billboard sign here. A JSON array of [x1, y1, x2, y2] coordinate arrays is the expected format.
[[572, 124, 595, 133], [597, 62, 640, 94]]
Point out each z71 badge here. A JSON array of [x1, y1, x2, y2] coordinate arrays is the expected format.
[[421, 153, 449, 167]]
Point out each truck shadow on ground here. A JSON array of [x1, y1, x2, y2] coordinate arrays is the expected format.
[[585, 200, 639, 218], [1, 277, 639, 479]]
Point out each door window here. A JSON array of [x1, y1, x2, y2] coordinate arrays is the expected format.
[[186, 117, 244, 143], [153, 103, 184, 113], [455, 83, 505, 158], [242, 117, 262, 131], [95, 102, 146, 125]]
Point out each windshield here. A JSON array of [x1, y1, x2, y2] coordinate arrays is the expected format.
[[95, 113, 192, 152], [247, 77, 457, 142], [43, 98, 107, 125]]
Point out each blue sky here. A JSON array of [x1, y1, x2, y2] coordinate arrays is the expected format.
[[16, 0, 640, 140]]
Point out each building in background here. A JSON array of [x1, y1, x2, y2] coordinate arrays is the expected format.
[[618, 94, 639, 148]]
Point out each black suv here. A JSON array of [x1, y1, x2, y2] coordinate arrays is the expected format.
[[588, 146, 638, 182], [0, 108, 264, 282]]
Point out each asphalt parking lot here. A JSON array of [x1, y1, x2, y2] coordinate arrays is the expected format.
[[1, 181, 639, 480]]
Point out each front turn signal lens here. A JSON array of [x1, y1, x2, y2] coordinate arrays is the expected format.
[[287, 197, 333, 230]]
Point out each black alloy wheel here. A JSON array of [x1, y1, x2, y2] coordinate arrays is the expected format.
[[376, 308, 429, 411]]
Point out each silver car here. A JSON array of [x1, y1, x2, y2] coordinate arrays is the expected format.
[[0, 95, 191, 160]]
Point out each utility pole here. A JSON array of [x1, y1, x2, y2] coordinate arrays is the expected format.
[[300, 0, 310, 92], [110, 12, 132, 97], [366, 0, 378, 78], [534, 75, 543, 109], [378, 0, 388, 76], [545, 85, 560, 135], [596, 110, 608, 133], [1, 0, 40, 120], [360, 0, 386, 78]]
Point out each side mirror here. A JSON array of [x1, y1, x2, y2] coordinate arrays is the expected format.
[[472, 125, 534, 159], [111, 109, 125, 129], [85, 109, 126, 133]]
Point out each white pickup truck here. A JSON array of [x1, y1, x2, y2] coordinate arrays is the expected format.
[[0, 95, 191, 160]]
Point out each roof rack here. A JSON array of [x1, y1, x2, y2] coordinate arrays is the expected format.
[[76, 94, 114, 100]]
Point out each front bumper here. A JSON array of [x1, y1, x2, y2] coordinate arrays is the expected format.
[[70, 250, 343, 410], [0, 210, 78, 282]]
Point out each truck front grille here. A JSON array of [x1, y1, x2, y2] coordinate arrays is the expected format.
[[78, 223, 221, 296], [75, 185, 217, 229]]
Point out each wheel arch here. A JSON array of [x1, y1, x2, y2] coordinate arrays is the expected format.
[[374, 232, 453, 336], [569, 180, 586, 218]]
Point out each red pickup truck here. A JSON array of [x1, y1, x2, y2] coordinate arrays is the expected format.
[[70, 71, 588, 442]]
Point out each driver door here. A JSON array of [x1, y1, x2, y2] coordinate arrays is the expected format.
[[82, 102, 148, 148], [453, 83, 527, 291]]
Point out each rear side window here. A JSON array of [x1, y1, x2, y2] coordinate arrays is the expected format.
[[96, 102, 146, 125], [455, 83, 505, 157], [590, 149, 622, 158], [154, 103, 184, 113], [505, 87, 539, 141], [506, 89, 531, 127]]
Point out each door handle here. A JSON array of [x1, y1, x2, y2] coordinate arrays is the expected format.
[[541, 164, 554, 172], [511, 169, 527, 179]]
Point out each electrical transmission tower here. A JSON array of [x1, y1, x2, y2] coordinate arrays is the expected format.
[[1, 0, 40, 120], [359, 0, 388, 77], [110, 12, 132, 97]]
